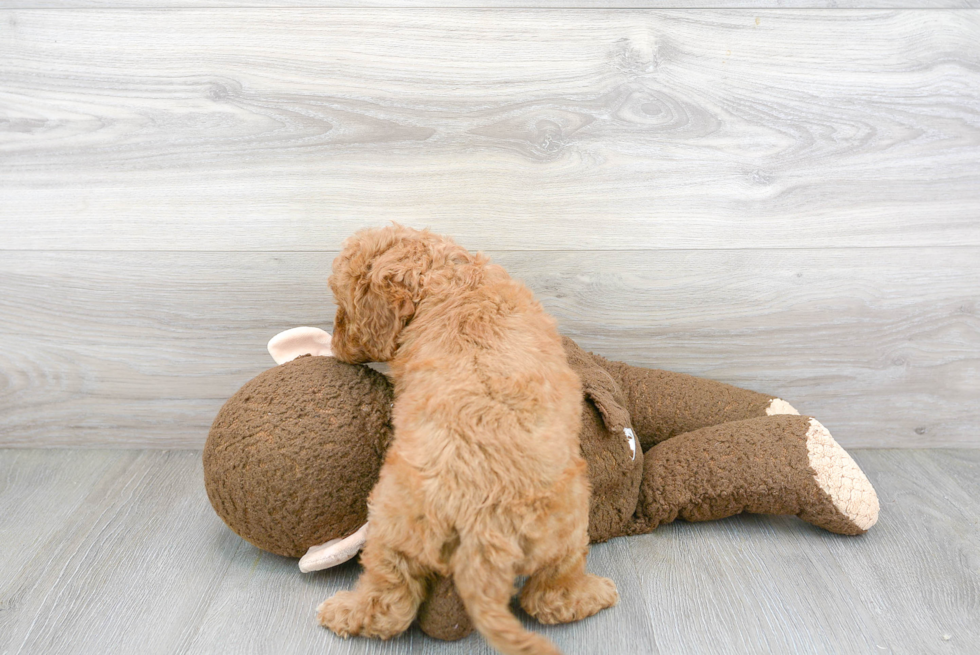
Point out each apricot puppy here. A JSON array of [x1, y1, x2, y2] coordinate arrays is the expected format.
[[317, 225, 617, 655]]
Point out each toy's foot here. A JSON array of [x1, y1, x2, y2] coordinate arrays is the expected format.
[[520, 573, 619, 625], [802, 418, 879, 534], [317, 589, 412, 640]]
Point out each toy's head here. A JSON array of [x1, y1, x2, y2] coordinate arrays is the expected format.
[[203, 330, 393, 559]]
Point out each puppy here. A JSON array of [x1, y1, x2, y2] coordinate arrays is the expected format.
[[318, 225, 617, 655]]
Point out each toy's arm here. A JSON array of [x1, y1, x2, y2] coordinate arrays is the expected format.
[[629, 414, 879, 537], [592, 355, 798, 452]]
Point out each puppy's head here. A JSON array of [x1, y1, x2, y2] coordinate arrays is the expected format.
[[328, 224, 444, 363]]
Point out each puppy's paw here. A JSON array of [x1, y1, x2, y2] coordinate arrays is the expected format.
[[316, 590, 411, 640], [522, 574, 619, 625], [317, 591, 361, 638]]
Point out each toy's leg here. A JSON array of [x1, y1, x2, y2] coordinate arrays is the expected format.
[[630, 414, 878, 536], [416, 574, 474, 641], [589, 355, 798, 451]]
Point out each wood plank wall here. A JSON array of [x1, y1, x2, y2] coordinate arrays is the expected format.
[[1, 4, 978, 448]]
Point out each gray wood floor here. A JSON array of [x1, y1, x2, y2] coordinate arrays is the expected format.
[[1, 448, 977, 655]]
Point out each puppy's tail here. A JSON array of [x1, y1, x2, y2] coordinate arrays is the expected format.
[[452, 541, 562, 655]]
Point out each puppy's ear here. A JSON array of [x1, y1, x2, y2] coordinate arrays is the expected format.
[[347, 285, 404, 362], [347, 245, 422, 361], [369, 243, 425, 315]]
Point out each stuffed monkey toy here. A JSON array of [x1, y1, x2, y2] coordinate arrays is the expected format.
[[204, 327, 878, 640]]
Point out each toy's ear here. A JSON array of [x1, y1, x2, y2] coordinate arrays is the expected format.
[[267, 327, 333, 364]]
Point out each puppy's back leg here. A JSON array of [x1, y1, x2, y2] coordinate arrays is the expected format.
[[453, 538, 562, 655], [520, 548, 619, 626], [317, 536, 428, 640], [318, 466, 431, 640]]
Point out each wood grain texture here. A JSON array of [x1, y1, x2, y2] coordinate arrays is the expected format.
[[0, 450, 246, 655], [1, 449, 977, 654], [2, 9, 979, 250], [1, 248, 976, 448], [0, 449, 124, 621]]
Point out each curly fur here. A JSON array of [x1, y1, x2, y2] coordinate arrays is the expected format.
[[318, 224, 618, 655]]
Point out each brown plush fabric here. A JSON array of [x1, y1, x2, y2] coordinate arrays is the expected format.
[[630, 414, 862, 536], [416, 575, 473, 641], [593, 356, 774, 451], [561, 337, 644, 543], [203, 355, 393, 557]]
